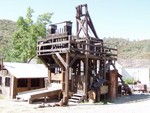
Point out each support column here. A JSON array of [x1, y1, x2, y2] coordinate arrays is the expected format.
[[28, 79, 31, 90], [103, 58, 106, 79], [63, 53, 70, 105], [77, 60, 81, 91], [83, 57, 88, 101], [11, 76, 16, 99], [48, 69, 51, 85], [95, 59, 100, 102]]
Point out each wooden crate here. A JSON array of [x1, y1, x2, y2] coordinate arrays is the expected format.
[[51, 73, 63, 81], [100, 85, 108, 94]]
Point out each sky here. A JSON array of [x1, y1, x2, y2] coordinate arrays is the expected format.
[[0, 0, 150, 41]]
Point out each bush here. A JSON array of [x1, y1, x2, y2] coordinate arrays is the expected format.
[[124, 78, 135, 84]]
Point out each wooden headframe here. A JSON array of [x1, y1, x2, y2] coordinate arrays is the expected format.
[[76, 4, 102, 41]]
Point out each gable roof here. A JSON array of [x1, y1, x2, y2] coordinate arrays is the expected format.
[[4, 62, 48, 78]]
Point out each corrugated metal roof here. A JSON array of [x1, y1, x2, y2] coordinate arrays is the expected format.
[[4, 62, 48, 78]]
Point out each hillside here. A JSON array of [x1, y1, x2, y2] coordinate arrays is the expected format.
[[0, 19, 16, 56], [103, 38, 150, 60]]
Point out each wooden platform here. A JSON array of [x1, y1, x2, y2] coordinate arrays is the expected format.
[[16, 87, 62, 104]]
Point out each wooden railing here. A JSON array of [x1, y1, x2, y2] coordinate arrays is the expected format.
[[37, 34, 117, 57]]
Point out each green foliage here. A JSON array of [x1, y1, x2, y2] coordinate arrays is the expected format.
[[37, 12, 53, 26], [0, 20, 16, 60], [124, 78, 135, 84], [9, 7, 53, 62]]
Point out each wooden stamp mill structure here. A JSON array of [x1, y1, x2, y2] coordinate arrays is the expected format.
[[37, 4, 118, 104]]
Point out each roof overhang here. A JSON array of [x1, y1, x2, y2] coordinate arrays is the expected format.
[[4, 62, 48, 79]]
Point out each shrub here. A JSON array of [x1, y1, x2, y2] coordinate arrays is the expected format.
[[124, 78, 135, 84]]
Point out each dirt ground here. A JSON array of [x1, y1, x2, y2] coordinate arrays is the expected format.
[[1, 93, 150, 113]]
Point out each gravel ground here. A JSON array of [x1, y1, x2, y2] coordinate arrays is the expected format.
[[0, 93, 150, 113]]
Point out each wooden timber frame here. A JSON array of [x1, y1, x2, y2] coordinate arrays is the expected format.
[[37, 4, 117, 105]]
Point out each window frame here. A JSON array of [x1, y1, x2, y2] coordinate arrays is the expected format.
[[5, 77, 10, 87]]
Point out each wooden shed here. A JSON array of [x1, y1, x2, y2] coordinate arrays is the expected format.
[[0, 62, 48, 99]]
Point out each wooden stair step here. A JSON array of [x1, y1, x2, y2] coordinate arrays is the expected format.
[[69, 99, 80, 103], [73, 93, 84, 97], [71, 96, 81, 100], [69, 93, 85, 103]]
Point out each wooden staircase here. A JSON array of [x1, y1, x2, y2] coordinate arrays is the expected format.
[[69, 93, 85, 104]]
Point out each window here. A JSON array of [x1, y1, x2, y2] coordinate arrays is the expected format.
[[0, 77, 2, 85], [17, 79, 28, 87], [5, 77, 10, 87], [31, 78, 40, 87]]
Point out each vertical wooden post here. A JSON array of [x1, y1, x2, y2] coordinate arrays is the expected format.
[[28, 79, 31, 90], [85, 4, 88, 38], [69, 67, 72, 91], [94, 60, 96, 74], [83, 57, 88, 101], [71, 66, 76, 92], [77, 60, 81, 91], [62, 71, 65, 91], [48, 69, 51, 85], [95, 59, 100, 102], [103, 58, 106, 79], [76, 6, 79, 38], [11, 76, 15, 99], [109, 70, 118, 99], [63, 53, 69, 105]]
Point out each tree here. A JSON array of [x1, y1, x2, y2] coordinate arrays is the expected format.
[[10, 7, 53, 62]]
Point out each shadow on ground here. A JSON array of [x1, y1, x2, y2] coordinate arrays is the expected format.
[[77, 93, 150, 106], [12, 93, 150, 106], [112, 93, 150, 104]]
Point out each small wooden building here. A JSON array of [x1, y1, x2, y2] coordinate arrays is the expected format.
[[0, 62, 48, 99]]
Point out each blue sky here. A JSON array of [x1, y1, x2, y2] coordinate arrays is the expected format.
[[0, 0, 150, 40]]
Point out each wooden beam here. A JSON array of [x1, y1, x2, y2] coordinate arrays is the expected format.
[[69, 54, 79, 67], [87, 12, 99, 39], [77, 18, 86, 36], [52, 54, 65, 70], [110, 60, 117, 70], [83, 57, 88, 101], [63, 53, 70, 105], [11, 76, 15, 99], [103, 58, 106, 79], [77, 19, 88, 37], [48, 69, 51, 84], [55, 53, 67, 68], [38, 32, 68, 42], [38, 40, 69, 47], [37, 48, 69, 54]]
